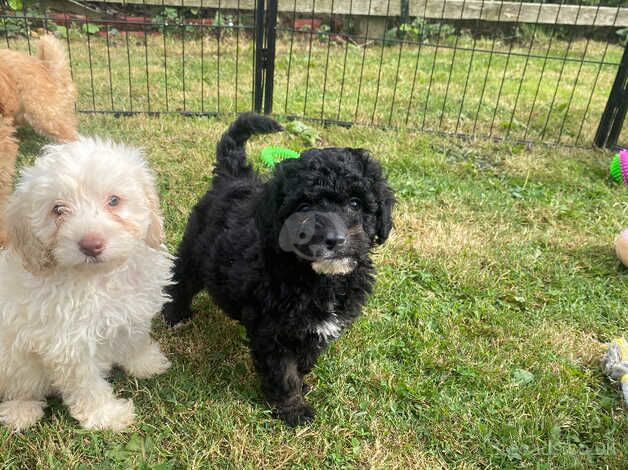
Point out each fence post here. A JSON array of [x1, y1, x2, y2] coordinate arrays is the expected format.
[[253, 0, 278, 115], [595, 44, 628, 149], [263, 0, 278, 114], [253, 0, 266, 113]]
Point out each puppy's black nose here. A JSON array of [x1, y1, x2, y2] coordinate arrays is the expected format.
[[325, 232, 346, 250], [79, 234, 105, 257]]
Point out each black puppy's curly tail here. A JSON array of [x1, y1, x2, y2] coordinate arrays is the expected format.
[[215, 112, 283, 178]]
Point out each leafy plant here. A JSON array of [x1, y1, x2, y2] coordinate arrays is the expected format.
[[317, 24, 330, 41], [7, 0, 23, 10], [0, 2, 44, 38], [153, 6, 179, 33], [285, 120, 320, 147], [0, 17, 29, 37], [385, 17, 456, 44], [617, 27, 628, 46], [212, 11, 234, 39], [54, 24, 69, 39], [81, 23, 100, 35]]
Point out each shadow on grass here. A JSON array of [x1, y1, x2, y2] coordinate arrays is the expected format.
[[15, 127, 49, 162], [154, 296, 263, 406]]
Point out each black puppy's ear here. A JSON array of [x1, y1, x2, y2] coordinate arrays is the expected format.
[[256, 176, 286, 250], [374, 179, 394, 244], [350, 149, 395, 245]]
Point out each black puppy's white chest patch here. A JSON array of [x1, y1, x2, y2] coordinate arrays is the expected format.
[[313, 314, 342, 342], [311, 301, 343, 342]]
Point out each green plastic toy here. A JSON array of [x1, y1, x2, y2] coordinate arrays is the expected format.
[[609, 149, 628, 184], [260, 146, 300, 168]]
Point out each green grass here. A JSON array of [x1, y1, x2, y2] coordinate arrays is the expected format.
[[1, 114, 626, 469], [5, 31, 625, 146]]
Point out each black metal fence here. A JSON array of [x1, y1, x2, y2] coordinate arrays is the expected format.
[[1, 0, 626, 148]]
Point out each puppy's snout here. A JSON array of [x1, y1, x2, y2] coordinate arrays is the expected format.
[[324, 232, 346, 250], [79, 234, 105, 257]]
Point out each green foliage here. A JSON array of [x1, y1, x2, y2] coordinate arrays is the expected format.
[[152, 7, 179, 32], [212, 11, 234, 39], [0, 16, 30, 38], [80, 23, 100, 35], [7, 0, 22, 10], [0, 4, 44, 38], [317, 24, 331, 42], [104, 433, 175, 469], [617, 27, 628, 46], [284, 120, 320, 147], [386, 17, 456, 44], [6, 0, 40, 12]]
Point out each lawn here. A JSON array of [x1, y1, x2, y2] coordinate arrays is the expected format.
[[1, 25, 627, 468], [0, 113, 626, 468]]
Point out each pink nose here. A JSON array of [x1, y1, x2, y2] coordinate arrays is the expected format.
[[79, 234, 105, 257]]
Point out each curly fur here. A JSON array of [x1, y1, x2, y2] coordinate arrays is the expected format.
[[163, 113, 394, 426], [0, 35, 77, 246], [0, 138, 171, 431]]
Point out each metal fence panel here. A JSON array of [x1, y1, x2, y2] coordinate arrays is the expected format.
[[0, 0, 626, 147]]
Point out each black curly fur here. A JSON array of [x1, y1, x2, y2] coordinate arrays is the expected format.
[[163, 112, 394, 426]]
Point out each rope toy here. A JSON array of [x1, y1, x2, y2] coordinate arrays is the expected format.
[[609, 149, 628, 184], [260, 146, 300, 168], [602, 337, 628, 406]]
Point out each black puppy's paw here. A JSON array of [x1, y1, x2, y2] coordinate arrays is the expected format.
[[161, 302, 191, 327], [275, 402, 315, 427]]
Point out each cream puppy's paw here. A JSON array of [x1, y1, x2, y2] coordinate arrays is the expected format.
[[123, 341, 171, 379], [0, 400, 46, 431], [76, 398, 135, 431]]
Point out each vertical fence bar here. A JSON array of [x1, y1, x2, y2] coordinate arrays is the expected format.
[[404, 0, 430, 127], [555, 0, 602, 145], [200, 0, 205, 113], [162, 0, 170, 113], [235, 0, 240, 112], [217, 0, 222, 114], [523, 0, 567, 142], [488, 0, 526, 138], [143, 3, 152, 113], [321, 0, 336, 121], [354, 0, 374, 122], [505, 0, 544, 140], [595, 45, 628, 149], [336, 0, 354, 122], [370, 0, 393, 126], [302, 0, 317, 117], [439, 0, 469, 132], [283, 0, 298, 114]]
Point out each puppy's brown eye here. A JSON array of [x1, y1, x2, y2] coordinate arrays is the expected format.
[[108, 195, 121, 207], [52, 204, 67, 216], [297, 203, 311, 212], [349, 198, 362, 211]]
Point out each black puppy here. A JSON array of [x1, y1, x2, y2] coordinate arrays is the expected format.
[[163, 113, 394, 426]]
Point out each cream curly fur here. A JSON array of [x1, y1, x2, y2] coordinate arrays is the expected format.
[[0, 138, 172, 432], [0, 34, 78, 246]]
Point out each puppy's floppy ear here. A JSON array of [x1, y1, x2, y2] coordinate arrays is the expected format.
[[374, 179, 394, 244], [350, 148, 395, 245], [5, 192, 55, 274], [256, 177, 284, 249], [138, 165, 164, 250]]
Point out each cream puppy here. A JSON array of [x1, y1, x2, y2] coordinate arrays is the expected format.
[[0, 138, 172, 431]]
